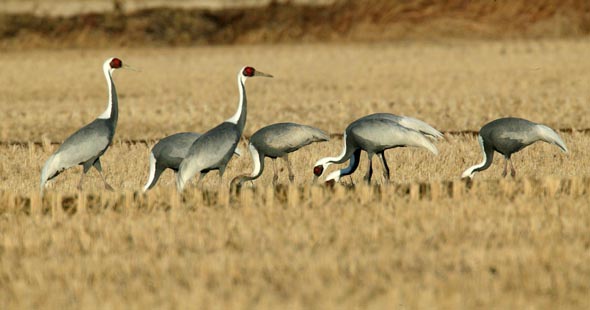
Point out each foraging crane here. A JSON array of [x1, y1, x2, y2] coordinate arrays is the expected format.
[[230, 122, 329, 190], [319, 118, 439, 184], [313, 113, 442, 183], [176, 66, 272, 191], [40, 57, 130, 193], [142, 132, 242, 192], [461, 117, 568, 179]]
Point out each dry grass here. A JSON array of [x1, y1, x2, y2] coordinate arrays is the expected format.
[[1, 187, 589, 309], [1, 40, 590, 309], [1, 40, 589, 142]]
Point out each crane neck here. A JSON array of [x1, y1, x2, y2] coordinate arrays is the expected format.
[[316, 132, 356, 168], [97, 64, 118, 126], [231, 143, 264, 187], [226, 74, 247, 133], [461, 135, 494, 178], [338, 148, 362, 177]]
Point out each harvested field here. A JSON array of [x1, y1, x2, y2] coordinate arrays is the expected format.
[[2, 40, 590, 142], [1, 40, 590, 309]]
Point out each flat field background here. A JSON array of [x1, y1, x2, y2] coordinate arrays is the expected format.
[[1, 40, 590, 309]]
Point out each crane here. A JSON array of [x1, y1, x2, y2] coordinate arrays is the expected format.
[[319, 118, 438, 184], [313, 113, 442, 183], [461, 117, 568, 179], [230, 122, 329, 190], [40, 57, 131, 194], [176, 66, 272, 191]]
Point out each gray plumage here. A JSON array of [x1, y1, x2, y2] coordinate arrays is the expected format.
[[461, 117, 568, 179], [313, 113, 441, 183], [178, 123, 238, 189], [176, 66, 272, 191], [40, 57, 126, 194], [230, 122, 329, 188], [322, 118, 439, 184], [142, 132, 199, 192], [143, 132, 242, 192], [359, 113, 443, 140]]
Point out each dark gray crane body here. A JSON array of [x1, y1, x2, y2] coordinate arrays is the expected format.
[[231, 122, 329, 188], [461, 117, 568, 178]]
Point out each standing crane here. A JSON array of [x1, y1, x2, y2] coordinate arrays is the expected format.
[[40, 57, 131, 194], [176, 66, 272, 191], [230, 122, 329, 190], [313, 113, 442, 183], [461, 117, 568, 179], [319, 118, 439, 184]]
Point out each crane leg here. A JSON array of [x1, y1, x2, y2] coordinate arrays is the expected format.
[[197, 172, 206, 187], [364, 153, 374, 184], [282, 155, 295, 183], [77, 172, 86, 191], [218, 166, 226, 186], [502, 157, 508, 177], [509, 158, 516, 177], [93, 159, 114, 191], [272, 158, 279, 185], [78, 161, 93, 190], [377, 152, 390, 183]]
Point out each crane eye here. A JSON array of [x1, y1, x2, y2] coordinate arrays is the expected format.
[[243, 67, 255, 77], [313, 165, 323, 176], [110, 58, 123, 69]]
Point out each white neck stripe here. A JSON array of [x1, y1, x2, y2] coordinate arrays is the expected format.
[[315, 132, 349, 168], [249, 143, 262, 178], [98, 64, 114, 119], [462, 135, 487, 178], [226, 73, 246, 124]]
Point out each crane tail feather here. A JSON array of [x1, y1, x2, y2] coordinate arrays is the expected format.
[[312, 128, 330, 142], [408, 131, 439, 155], [398, 117, 443, 140], [537, 125, 568, 153], [299, 124, 329, 142]]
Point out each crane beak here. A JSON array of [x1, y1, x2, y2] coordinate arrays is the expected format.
[[123, 64, 140, 72], [254, 71, 273, 78]]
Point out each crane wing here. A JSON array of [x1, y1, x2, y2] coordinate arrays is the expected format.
[[263, 123, 329, 153], [54, 120, 112, 168]]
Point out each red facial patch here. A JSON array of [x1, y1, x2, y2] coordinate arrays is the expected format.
[[243, 66, 255, 77], [313, 165, 323, 176], [110, 58, 123, 69]]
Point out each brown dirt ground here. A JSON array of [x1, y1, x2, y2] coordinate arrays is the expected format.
[[1, 0, 590, 48]]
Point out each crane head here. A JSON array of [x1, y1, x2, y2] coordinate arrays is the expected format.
[[241, 66, 273, 79], [313, 165, 324, 177], [105, 57, 139, 72], [109, 58, 123, 69]]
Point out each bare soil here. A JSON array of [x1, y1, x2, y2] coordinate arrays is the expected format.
[[1, 0, 590, 48]]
